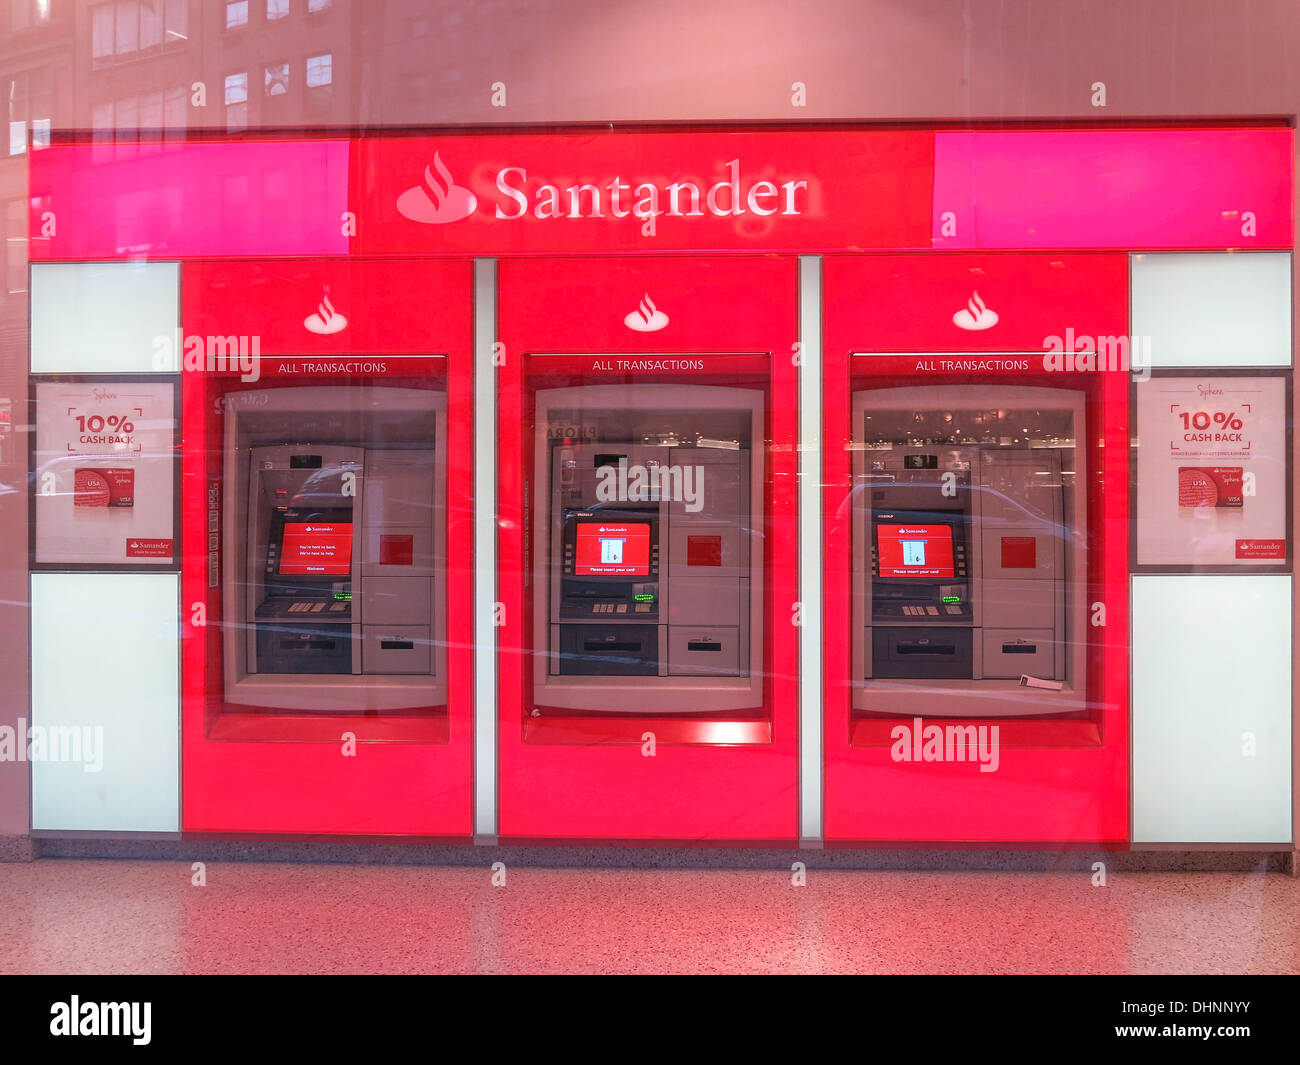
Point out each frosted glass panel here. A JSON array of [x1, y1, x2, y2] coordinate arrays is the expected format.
[[1132, 575, 1291, 843], [31, 261, 180, 374], [31, 573, 179, 833], [1131, 252, 1291, 367]]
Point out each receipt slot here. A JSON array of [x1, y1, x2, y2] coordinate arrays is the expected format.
[[533, 384, 763, 712], [222, 386, 446, 712], [851, 386, 1086, 715]]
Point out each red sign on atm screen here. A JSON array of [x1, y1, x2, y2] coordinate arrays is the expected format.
[[876, 524, 955, 578], [576, 523, 651, 576], [279, 522, 353, 575]]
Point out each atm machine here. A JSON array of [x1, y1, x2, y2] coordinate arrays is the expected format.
[[531, 384, 763, 714], [222, 386, 446, 713], [851, 385, 1086, 716]]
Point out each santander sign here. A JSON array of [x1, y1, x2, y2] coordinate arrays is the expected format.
[[397, 150, 809, 235]]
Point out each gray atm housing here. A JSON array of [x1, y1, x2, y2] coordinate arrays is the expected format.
[[851, 385, 1086, 718], [222, 386, 446, 713], [533, 383, 764, 714]]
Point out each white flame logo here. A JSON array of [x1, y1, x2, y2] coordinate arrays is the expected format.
[[304, 291, 348, 335], [952, 290, 999, 331], [624, 292, 670, 332], [396, 151, 478, 224]]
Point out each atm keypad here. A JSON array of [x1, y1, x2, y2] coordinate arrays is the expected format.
[[898, 604, 962, 618], [283, 600, 347, 614]]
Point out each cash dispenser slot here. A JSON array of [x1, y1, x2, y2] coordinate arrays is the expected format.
[[872, 626, 973, 679], [557, 624, 658, 676]]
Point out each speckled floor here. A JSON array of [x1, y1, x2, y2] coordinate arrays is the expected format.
[[1, 860, 1297, 974]]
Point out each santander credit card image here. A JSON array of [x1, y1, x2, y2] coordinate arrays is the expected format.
[[74, 467, 135, 508], [1177, 466, 1243, 508]]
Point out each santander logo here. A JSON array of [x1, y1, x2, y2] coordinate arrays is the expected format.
[[624, 293, 669, 332], [952, 291, 999, 331], [394, 150, 808, 236], [396, 152, 478, 224], [304, 291, 348, 334]]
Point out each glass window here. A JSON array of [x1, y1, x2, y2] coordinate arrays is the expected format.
[[139, 0, 162, 49], [224, 72, 249, 107], [165, 0, 187, 40], [307, 0, 330, 12], [306, 54, 332, 89], [8, 121, 25, 157], [267, 0, 290, 19], [226, 1, 249, 29], [264, 63, 290, 97], [225, 72, 249, 130], [92, 4, 115, 58], [114, 0, 139, 54]]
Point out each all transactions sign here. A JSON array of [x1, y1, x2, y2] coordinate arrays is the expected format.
[[26, 127, 1292, 259]]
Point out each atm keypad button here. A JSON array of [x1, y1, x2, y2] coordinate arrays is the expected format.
[[616, 604, 627, 613], [945, 605, 961, 615], [925, 606, 939, 616], [311, 603, 326, 612], [330, 603, 346, 612], [636, 604, 650, 613]]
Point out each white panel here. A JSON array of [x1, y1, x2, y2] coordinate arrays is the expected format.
[[1132, 575, 1291, 844], [797, 256, 823, 844], [1131, 252, 1291, 367], [473, 258, 497, 841], [31, 573, 179, 832], [31, 261, 180, 374]]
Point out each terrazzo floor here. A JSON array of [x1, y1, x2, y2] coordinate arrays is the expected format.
[[1, 859, 1297, 974]]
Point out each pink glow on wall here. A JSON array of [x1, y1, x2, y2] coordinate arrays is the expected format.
[[932, 129, 1294, 250], [28, 140, 351, 260]]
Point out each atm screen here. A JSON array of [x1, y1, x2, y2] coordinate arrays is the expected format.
[[278, 522, 354, 575], [876, 523, 955, 578], [575, 522, 651, 576]]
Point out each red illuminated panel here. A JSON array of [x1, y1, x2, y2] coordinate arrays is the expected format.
[[876, 524, 955, 578], [279, 523, 353, 575], [575, 523, 650, 576]]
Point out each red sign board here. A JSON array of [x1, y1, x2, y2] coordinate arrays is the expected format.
[[182, 259, 471, 356], [29, 127, 1291, 260], [351, 130, 934, 255], [829, 252, 1128, 356]]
